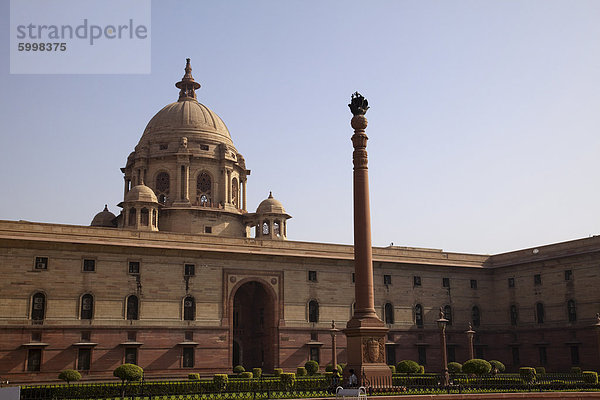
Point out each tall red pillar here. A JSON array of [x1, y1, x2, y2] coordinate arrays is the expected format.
[[343, 93, 391, 383]]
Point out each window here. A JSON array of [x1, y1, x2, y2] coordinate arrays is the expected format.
[[447, 346, 456, 363], [443, 305, 453, 326], [308, 270, 317, 282], [415, 304, 423, 327], [127, 331, 136, 341], [536, 302, 545, 324], [31, 292, 46, 321], [262, 222, 269, 235], [567, 299, 577, 322], [570, 345, 580, 365], [534, 274, 542, 285], [80, 294, 94, 320], [510, 305, 518, 326], [309, 347, 320, 363], [273, 221, 280, 236], [232, 178, 239, 208], [351, 273, 355, 283], [27, 349, 42, 372], [126, 295, 139, 320], [34, 257, 48, 270], [82, 259, 95, 272], [417, 346, 427, 365], [384, 303, 394, 324], [308, 300, 319, 323], [565, 270, 573, 281], [155, 172, 170, 204], [31, 332, 42, 342], [386, 345, 396, 366], [539, 346, 547, 365], [183, 296, 195, 321], [413, 276, 421, 287], [475, 346, 485, 359], [384, 275, 392, 285], [159, 144, 168, 150], [197, 172, 212, 206], [511, 347, 520, 365], [81, 331, 91, 342], [200, 144, 209, 151], [140, 208, 149, 226], [470, 279, 478, 289], [128, 261, 140, 275], [310, 332, 318, 341], [442, 278, 450, 288], [128, 208, 136, 226], [125, 347, 138, 365], [472, 306, 480, 327], [185, 331, 193, 341], [508, 277, 515, 288], [182, 347, 194, 368], [204, 226, 212, 234], [77, 348, 91, 371], [184, 264, 195, 277]]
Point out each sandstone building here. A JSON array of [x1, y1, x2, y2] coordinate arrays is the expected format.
[[0, 60, 599, 382]]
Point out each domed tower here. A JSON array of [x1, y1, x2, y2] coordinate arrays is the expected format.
[[90, 205, 117, 228], [120, 59, 250, 236], [246, 192, 291, 240], [118, 184, 159, 231]]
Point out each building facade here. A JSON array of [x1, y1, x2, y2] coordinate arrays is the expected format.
[[0, 60, 599, 383]]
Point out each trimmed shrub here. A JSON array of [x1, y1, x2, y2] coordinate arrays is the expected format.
[[213, 374, 228, 391], [58, 369, 81, 384], [305, 360, 319, 375], [520, 367, 536, 383], [396, 360, 420, 374], [489, 360, 505, 373], [280, 372, 296, 389], [252, 368, 262, 378], [296, 367, 307, 376], [274, 368, 283, 377], [113, 364, 143, 383], [447, 362, 462, 374], [583, 371, 598, 384], [240, 371, 253, 379], [535, 366, 546, 374], [462, 359, 491, 376], [188, 373, 200, 380], [571, 366, 582, 374], [388, 365, 396, 374], [233, 365, 245, 374], [418, 365, 425, 374]]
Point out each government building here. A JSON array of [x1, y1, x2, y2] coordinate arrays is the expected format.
[[0, 60, 599, 383]]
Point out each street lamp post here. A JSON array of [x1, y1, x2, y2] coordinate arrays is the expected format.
[[330, 320, 339, 370], [466, 323, 475, 361], [437, 308, 449, 387]]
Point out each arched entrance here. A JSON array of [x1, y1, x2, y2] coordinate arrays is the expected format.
[[232, 281, 276, 371]]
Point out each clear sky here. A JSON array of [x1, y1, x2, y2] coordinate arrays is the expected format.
[[2, 1, 600, 255]]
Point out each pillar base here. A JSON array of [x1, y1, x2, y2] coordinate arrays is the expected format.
[[343, 322, 391, 385]]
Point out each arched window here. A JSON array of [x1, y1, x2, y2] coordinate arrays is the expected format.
[[510, 305, 518, 326], [536, 302, 545, 324], [152, 209, 157, 227], [155, 172, 170, 204], [273, 221, 280, 237], [140, 208, 149, 226], [472, 306, 480, 327], [128, 208, 136, 226], [231, 177, 239, 208], [126, 295, 139, 320], [183, 296, 195, 321], [31, 292, 45, 321], [197, 172, 212, 206], [308, 300, 319, 323], [81, 294, 94, 320], [567, 300, 576, 322], [415, 304, 423, 327], [443, 305, 453, 326], [384, 303, 394, 324], [262, 221, 269, 235]]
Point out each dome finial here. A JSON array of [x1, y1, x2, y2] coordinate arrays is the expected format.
[[175, 58, 201, 101], [268, 191, 273, 199]]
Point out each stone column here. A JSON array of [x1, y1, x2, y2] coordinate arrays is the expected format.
[[242, 179, 247, 211], [330, 320, 339, 369], [466, 324, 475, 361], [343, 92, 391, 383]]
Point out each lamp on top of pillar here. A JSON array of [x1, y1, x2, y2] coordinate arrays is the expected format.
[[436, 308, 449, 387]]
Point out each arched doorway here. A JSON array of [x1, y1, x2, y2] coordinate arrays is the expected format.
[[232, 281, 276, 371]]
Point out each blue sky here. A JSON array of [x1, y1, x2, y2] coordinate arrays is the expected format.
[[2, 0, 600, 254]]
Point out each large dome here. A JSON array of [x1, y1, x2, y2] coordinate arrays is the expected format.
[[141, 99, 233, 146]]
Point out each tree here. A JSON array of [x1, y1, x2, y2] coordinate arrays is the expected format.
[[58, 369, 81, 385], [113, 363, 143, 383], [462, 359, 491, 376], [396, 360, 420, 374], [447, 362, 462, 374], [305, 360, 319, 375]]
